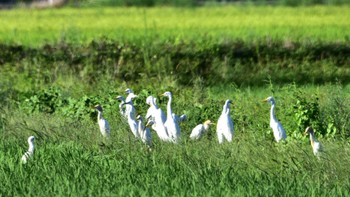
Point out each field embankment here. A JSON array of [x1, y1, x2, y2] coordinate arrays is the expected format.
[[1, 39, 350, 87]]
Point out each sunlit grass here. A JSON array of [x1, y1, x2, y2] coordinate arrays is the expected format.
[[1, 83, 350, 195]]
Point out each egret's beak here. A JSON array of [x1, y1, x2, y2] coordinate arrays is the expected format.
[[262, 98, 268, 102]]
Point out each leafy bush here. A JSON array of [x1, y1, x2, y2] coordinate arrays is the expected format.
[[19, 87, 65, 114]]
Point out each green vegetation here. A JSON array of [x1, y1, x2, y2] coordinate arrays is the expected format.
[[2, 84, 350, 196], [1, 5, 350, 196], [0, 6, 349, 46]]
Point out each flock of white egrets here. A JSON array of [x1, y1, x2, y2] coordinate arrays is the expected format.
[[21, 88, 323, 164]]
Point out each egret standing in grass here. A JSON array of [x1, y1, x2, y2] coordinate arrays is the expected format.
[[217, 100, 234, 144], [190, 120, 214, 140], [116, 95, 127, 118], [137, 115, 153, 147], [304, 127, 323, 158], [122, 102, 140, 138], [145, 95, 166, 125], [94, 104, 110, 138], [263, 96, 287, 142], [125, 88, 137, 119], [145, 95, 170, 141], [21, 136, 35, 164], [162, 91, 181, 143]]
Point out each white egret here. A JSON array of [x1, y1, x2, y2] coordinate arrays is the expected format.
[[125, 88, 137, 119], [263, 96, 287, 142], [217, 100, 234, 144], [145, 95, 166, 124], [162, 91, 181, 143], [122, 102, 140, 138], [304, 127, 323, 158], [116, 95, 126, 118], [94, 104, 110, 138], [190, 120, 214, 140], [21, 136, 35, 164], [145, 96, 170, 141], [137, 115, 153, 147]]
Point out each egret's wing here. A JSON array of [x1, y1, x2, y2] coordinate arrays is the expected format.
[[145, 107, 153, 120], [276, 122, 287, 140]]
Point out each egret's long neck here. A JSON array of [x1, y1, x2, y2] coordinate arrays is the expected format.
[[203, 123, 210, 131], [28, 142, 34, 154], [97, 111, 103, 120], [126, 94, 133, 103], [166, 95, 173, 118], [138, 119, 144, 134], [309, 132, 317, 143], [270, 104, 277, 122], [151, 98, 158, 109], [223, 102, 230, 114]]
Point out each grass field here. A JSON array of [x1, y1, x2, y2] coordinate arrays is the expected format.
[[1, 5, 350, 196], [0, 6, 349, 45], [2, 83, 350, 195]]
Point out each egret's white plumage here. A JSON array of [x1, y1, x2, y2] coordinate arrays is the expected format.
[[263, 96, 287, 142], [137, 115, 153, 147], [21, 136, 35, 164], [116, 95, 127, 118], [145, 96, 166, 125], [216, 100, 234, 144], [125, 88, 137, 119], [145, 95, 171, 141], [304, 127, 323, 158], [95, 105, 110, 138], [163, 91, 181, 143], [190, 120, 213, 140], [122, 102, 140, 138]]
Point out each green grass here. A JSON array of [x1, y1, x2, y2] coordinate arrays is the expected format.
[[1, 5, 350, 196], [0, 6, 349, 46], [1, 84, 350, 195]]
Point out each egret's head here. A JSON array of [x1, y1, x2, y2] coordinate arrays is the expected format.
[[203, 120, 214, 126], [263, 96, 275, 105], [94, 104, 103, 112], [125, 88, 133, 94], [28, 136, 35, 143], [162, 91, 172, 97], [304, 126, 315, 135], [225, 99, 232, 105], [116, 95, 125, 102]]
